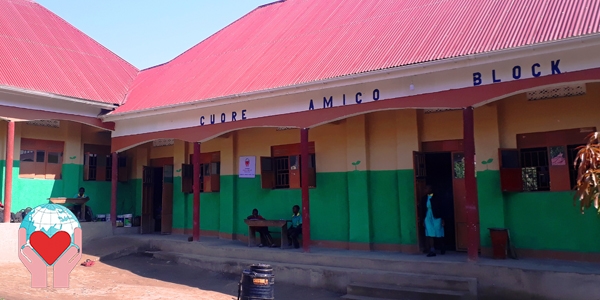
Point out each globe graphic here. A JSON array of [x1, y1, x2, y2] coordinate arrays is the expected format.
[[19, 203, 81, 256]]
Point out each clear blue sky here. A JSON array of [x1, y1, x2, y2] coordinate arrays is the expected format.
[[36, 0, 271, 70]]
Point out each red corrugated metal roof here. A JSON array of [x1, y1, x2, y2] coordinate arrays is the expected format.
[[0, 0, 138, 105], [115, 0, 600, 114]]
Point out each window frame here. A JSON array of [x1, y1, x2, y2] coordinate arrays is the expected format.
[[181, 151, 221, 193], [83, 144, 128, 182], [19, 138, 64, 180], [499, 127, 595, 193], [261, 142, 316, 190]]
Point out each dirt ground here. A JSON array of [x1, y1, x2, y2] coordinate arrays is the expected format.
[[0, 253, 342, 300]]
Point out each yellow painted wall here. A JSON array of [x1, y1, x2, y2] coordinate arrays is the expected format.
[[498, 82, 600, 148], [311, 122, 347, 173], [365, 110, 420, 171], [475, 104, 501, 171], [396, 110, 420, 170], [150, 144, 174, 160], [419, 109, 463, 142]]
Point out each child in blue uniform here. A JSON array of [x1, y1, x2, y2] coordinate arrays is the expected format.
[[287, 205, 302, 249], [421, 185, 445, 257]]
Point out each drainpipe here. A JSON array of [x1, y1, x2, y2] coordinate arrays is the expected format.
[[193, 142, 201, 241], [463, 107, 480, 261], [3, 121, 14, 223], [300, 128, 311, 252]]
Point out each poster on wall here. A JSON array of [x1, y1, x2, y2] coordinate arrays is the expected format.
[[239, 156, 256, 178]]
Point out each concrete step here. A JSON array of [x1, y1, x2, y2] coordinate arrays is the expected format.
[[341, 295, 395, 300], [148, 250, 477, 297], [146, 238, 477, 286], [347, 282, 466, 300]]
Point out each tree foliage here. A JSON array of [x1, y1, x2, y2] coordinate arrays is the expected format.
[[574, 132, 600, 215]]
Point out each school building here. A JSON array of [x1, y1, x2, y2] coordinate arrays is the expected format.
[[1, 0, 600, 262]]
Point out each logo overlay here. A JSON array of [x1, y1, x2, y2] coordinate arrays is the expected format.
[[18, 203, 82, 288]]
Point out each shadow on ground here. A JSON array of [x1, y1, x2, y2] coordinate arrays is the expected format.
[[100, 252, 342, 300]]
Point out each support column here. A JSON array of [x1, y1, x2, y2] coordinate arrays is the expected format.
[[111, 152, 118, 228], [300, 128, 311, 252], [463, 107, 480, 261], [193, 142, 201, 241], [3, 121, 14, 223]]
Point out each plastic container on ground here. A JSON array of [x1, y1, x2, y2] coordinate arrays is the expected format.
[[123, 214, 132, 227], [489, 228, 509, 259]]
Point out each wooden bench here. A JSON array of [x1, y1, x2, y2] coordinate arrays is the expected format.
[[244, 219, 290, 249]]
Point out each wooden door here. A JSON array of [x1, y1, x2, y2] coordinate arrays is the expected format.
[[413, 151, 427, 251], [161, 165, 174, 234], [141, 166, 154, 234], [451, 152, 468, 251]]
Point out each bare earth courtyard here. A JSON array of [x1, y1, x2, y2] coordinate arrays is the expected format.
[[0, 253, 341, 300]]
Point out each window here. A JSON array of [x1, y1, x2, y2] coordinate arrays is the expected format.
[[499, 127, 595, 192], [261, 142, 316, 189], [19, 138, 64, 179], [83, 144, 128, 182], [520, 147, 550, 191], [181, 151, 221, 193]]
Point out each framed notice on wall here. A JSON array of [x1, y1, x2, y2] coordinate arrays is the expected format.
[[239, 156, 256, 178]]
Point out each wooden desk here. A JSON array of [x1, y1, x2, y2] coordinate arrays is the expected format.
[[49, 197, 90, 221], [244, 219, 290, 249]]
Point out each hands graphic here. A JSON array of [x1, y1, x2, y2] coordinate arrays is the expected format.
[[18, 227, 82, 288]]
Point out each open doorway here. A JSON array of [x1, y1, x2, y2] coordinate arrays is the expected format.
[[141, 157, 174, 235], [424, 153, 456, 252], [414, 140, 468, 253], [152, 167, 163, 233]]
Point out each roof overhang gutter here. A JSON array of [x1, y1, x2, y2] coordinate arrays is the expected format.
[[102, 33, 600, 122], [0, 85, 119, 110]]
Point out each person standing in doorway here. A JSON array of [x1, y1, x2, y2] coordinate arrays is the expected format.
[[287, 205, 302, 249], [421, 184, 445, 257]]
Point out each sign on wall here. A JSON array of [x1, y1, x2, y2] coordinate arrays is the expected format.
[[239, 156, 256, 178]]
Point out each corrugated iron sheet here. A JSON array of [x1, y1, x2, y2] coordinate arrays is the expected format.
[[116, 0, 600, 114], [0, 0, 138, 104]]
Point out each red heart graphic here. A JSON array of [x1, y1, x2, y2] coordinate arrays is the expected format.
[[29, 231, 71, 265]]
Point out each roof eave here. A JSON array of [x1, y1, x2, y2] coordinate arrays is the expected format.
[[102, 33, 600, 123], [0, 85, 119, 110]]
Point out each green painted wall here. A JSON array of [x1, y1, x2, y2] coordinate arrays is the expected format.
[[503, 190, 600, 253], [398, 169, 417, 245], [476, 170, 505, 248], [172, 171, 415, 247], [0, 160, 139, 217], [369, 170, 400, 244]]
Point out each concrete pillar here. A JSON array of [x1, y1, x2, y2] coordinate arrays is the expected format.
[[3, 121, 14, 222], [300, 128, 311, 252], [193, 142, 201, 241], [111, 152, 118, 228], [463, 107, 480, 261]]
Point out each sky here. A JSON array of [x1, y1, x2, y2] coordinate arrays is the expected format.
[[36, 0, 271, 70]]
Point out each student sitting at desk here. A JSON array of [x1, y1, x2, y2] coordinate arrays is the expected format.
[[287, 205, 302, 249], [72, 187, 93, 222], [247, 209, 276, 248]]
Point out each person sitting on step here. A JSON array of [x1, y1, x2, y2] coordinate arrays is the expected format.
[[247, 208, 276, 248], [287, 205, 302, 249]]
